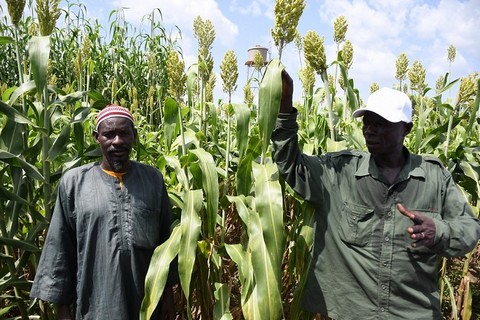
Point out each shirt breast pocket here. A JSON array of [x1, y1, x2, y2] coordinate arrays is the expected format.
[[131, 204, 161, 249], [338, 202, 375, 246]]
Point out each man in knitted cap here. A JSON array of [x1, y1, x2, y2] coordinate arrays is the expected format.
[[31, 105, 178, 319], [271, 70, 480, 319]]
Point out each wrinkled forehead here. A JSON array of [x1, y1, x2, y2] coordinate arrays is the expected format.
[[97, 116, 135, 131]]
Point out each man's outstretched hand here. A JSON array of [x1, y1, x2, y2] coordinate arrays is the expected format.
[[397, 203, 436, 248]]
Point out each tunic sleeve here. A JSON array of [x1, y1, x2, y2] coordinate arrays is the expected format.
[[431, 170, 480, 257], [271, 111, 327, 207], [30, 178, 77, 305]]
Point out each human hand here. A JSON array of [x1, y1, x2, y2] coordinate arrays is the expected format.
[[280, 69, 293, 113], [397, 203, 436, 248]]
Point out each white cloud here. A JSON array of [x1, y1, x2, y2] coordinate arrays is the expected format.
[[112, 0, 239, 48], [410, 0, 480, 56], [305, 0, 479, 97], [228, 0, 276, 19]]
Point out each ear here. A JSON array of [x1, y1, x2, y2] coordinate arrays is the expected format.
[[93, 130, 99, 143]]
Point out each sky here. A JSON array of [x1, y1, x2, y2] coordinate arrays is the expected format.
[[1, 0, 479, 104]]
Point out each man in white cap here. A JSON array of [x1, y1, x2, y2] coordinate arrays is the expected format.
[[31, 105, 178, 319], [271, 71, 480, 319]]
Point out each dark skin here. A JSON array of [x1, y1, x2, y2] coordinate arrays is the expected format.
[[56, 117, 176, 320], [280, 69, 436, 248], [93, 117, 137, 173]]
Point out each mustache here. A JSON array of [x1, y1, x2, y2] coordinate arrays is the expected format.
[[107, 146, 129, 153]]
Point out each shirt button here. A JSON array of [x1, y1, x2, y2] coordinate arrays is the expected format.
[[383, 261, 388, 267], [381, 284, 387, 290], [381, 307, 385, 312], [385, 236, 390, 242], [387, 210, 392, 217]]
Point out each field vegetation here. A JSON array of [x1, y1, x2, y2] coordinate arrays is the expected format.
[[0, 0, 478, 319]]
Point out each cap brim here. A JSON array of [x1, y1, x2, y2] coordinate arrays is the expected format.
[[352, 109, 367, 118]]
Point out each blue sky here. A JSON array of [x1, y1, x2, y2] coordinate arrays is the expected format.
[[1, 0, 479, 104]]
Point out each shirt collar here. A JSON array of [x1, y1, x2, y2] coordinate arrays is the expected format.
[[355, 148, 426, 180]]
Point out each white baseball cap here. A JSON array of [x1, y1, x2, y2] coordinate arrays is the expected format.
[[353, 87, 412, 123]]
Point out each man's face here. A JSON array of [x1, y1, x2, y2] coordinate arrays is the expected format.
[[93, 117, 136, 172], [362, 111, 411, 158]]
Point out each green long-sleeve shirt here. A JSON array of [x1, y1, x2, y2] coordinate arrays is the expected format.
[[271, 111, 480, 320], [30, 161, 174, 319]]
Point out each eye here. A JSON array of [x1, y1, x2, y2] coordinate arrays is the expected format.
[[103, 132, 115, 139], [119, 131, 132, 137]]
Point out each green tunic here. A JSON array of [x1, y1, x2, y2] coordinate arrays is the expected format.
[[31, 161, 174, 319], [271, 111, 480, 320]]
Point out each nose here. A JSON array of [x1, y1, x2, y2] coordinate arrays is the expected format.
[[363, 123, 376, 134], [112, 134, 124, 145]]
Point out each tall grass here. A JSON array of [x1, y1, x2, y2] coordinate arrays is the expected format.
[[0, 1, 478, 320]]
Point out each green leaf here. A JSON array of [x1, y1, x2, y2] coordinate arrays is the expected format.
[[0, 100, 37, 127], [258, 58, 285, 162], [190, 148, 219, 238], [224, 204, 254, 307], [164, 97, 179, 150], [0, 36, 14, 45], [247, 200, 282, 320], [52, 90, 87, 105], [252, 162, 285, 270], [164, 155, 189, 190], [0, 150, 44, 181], [47, 125, 70, 161], [0, 305, 15, 317], [459, 160, 480, 196], [141, 222, 181, 320], [236, 153, 254, 196], [334, 60, 359, 112], [0, 237, 41, 252], [228, 181, 283, 320], [28, 36, 50, 93], [232, 103, 251, 159], [178, 189, 202, 310], [208, 102, 219, 143], [186, 63, 199, 107], [225, 243, 252, 290], [466, 78, 480, 132], [0, 185, 30, 207], [7, 80, 37, 105], [213, 282, 233, 320], [443, 276, 458, 320]]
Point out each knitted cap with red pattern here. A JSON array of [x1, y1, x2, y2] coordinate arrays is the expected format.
[[95, 105, 134, 130]]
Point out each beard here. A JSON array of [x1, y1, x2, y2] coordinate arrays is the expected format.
[[110, 159, 125, 172], [106, 148, 130, 172]]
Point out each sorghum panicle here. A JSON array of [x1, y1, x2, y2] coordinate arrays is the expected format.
[[220, 50, 239, 98], [341, 40, 353, 69], [36, 0, 61, 36], [303, 31, 327, 75], [6, 0, 26, 26], [457, 72, 479, 105], [166, 50, 187, 100], [299, 64, 315, 94], [271, 0, 305, 55], [408, 60, 426, 93], [447, 45, 456, 63], [333, 16, 348, 44], [395, 53, 409, 82]]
